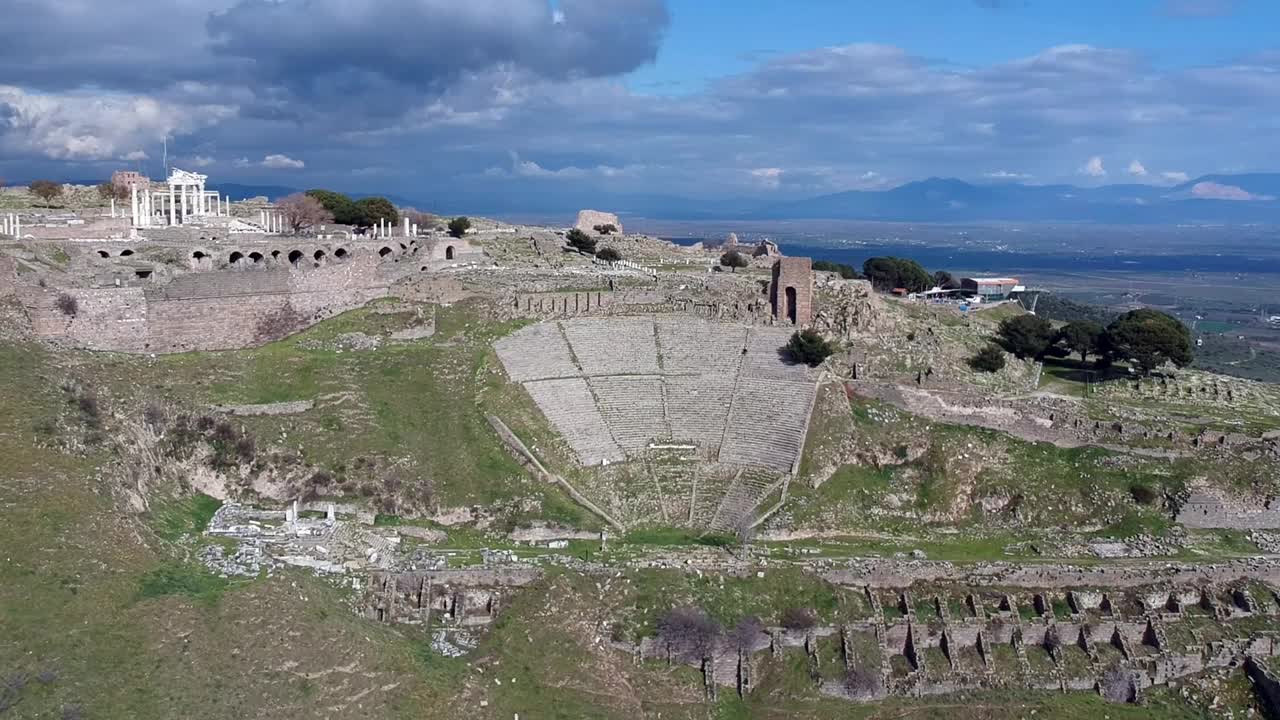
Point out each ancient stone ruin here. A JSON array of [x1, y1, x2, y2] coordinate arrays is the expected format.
[[574, 209, 623, 235], [771, 256, 814, 326]]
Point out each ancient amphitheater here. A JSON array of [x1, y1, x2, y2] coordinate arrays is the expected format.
[[494, 316, 820, 531], [496, 315, 818, 470]]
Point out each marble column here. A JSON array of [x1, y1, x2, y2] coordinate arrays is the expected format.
[[130, 184, 138, 226], [169, 184, 177, 226]]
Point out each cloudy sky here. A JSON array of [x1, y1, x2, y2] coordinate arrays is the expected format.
[[2, 0, 1278, 211]]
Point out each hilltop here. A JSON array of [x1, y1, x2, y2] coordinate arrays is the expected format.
[[2, 200, 1280, 718]]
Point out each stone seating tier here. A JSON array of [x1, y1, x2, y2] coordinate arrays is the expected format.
[[708, 467, 783, 533], [495, 317, 818, 474], [655, 317, 748, 374], [562, 317, 661, 376], [523, 378, 624, 466], [493, 323, 579, 382], [589, 375, 670, 450], [720, 378, 816, 472]]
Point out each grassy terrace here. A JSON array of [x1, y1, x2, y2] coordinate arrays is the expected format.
[[75, 298, 599, 529], [792, 395, 1196, 533]]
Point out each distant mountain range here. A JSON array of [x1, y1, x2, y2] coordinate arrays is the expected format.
[[52, 173, 1280, 224], [481, 173, 1280, 224], [746, 174, 1280, 224]]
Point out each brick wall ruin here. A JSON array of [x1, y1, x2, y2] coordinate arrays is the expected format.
[[771, 257, 813, 326]]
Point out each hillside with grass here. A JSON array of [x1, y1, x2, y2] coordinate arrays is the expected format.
[[3, 286, 1279, 718]]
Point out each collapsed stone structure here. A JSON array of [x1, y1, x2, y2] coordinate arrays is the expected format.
[[630, 578, 1280, 703], [574, 209, 623, 235]]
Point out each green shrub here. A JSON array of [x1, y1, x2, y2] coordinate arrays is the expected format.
[[447, 216, 471, 238], [969, 344, 1007, 372], [785, 329, 835, 367], [566, 228, 597, 254]]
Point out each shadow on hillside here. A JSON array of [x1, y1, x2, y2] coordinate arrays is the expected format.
[[1042, 357, 1132, 385]]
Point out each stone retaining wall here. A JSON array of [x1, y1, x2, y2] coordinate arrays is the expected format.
[[20, 255, 391, 352]]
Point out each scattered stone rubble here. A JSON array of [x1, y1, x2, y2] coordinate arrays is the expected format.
[[199, 541, 268, 578]]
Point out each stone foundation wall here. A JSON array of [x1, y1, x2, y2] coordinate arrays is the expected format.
[[20, 255, 391, 352], [22, 218, 132, 240]]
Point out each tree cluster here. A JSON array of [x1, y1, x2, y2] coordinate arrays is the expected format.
[[277, 193, 334, 233], [993, 309, 1192, 375], [304, 189, 398, 227], [593, 223, 618, 235], [812, 260, 861, 279], [861, 256, 933, 292], [596, 247, 622, 262]]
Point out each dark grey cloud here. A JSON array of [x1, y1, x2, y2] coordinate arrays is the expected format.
[[0, 2, 1279, 208], [206, 0, 668, 94], [0, 0, 233, 91]]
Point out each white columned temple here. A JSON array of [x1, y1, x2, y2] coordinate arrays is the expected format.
[[165, 168, 217, 225]]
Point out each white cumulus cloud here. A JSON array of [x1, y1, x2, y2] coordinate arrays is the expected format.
[[1161, 171, 1190, 183], [486, 151, 636, 180], [1080, 156, 1107, 177], [1128, 160, 1148, 177], [0, 85, 235, 161], [261, 153, 304, 169]]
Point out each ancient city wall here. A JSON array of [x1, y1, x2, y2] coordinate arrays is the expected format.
[[20, 255, 391, 353]]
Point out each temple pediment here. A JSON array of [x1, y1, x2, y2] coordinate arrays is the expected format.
[[167, 168, 208, 185]]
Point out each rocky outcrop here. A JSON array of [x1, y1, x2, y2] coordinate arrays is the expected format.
[[574, 210, 623, 235], [812, 279, 882, 340]]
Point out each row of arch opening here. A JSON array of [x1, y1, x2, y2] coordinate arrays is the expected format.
[[189, 243, 456, 267]]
